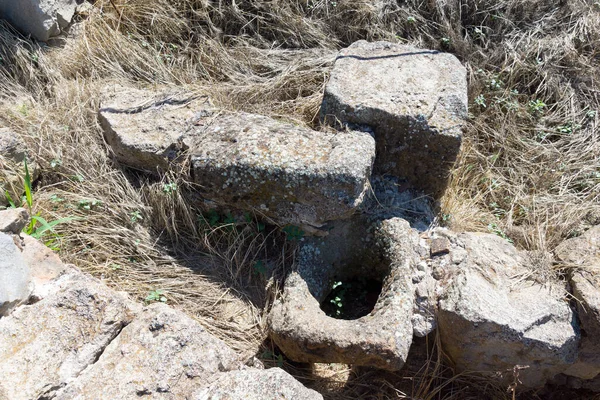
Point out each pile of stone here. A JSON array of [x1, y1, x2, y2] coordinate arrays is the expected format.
[[0, 208, 321, 400]]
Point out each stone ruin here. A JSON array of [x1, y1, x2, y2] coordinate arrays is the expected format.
[[95, 40, 600, 391], [3, 39, 600, 396]]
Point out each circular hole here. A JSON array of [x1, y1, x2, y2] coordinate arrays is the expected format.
[[320, 276, 383, 320]]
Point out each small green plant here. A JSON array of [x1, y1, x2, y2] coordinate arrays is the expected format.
[[474, 94, 487, 108], [78, 199, 102, 211], [556, 122, 580, 135], [282, 225, 304, 241], [406, 16, 416, 23], [145, 289, 167, 303], [441, 37, 451, 47], [162, 182, 177, 194], [130, 210, 143, 223], [528, 99, 546, 115], [50, 158, 62, 168], [109, 263, 122, 271], [586, 110, 597, 119]]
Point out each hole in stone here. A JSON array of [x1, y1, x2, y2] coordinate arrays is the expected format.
[[320, 276, 383, 320]]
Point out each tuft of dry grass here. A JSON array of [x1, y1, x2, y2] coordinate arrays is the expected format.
[[1, 0, 600, 398]]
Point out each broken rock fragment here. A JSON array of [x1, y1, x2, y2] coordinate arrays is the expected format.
[[321, 40, 468, 196], [0, 272, 138, 400]]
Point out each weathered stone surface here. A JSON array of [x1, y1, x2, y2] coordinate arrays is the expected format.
[[269, 217, 421, 370], [0, 207, 28, 233], [99, 86, 209, 172], [0, 232, 31, 316], [555, 226, 600, 380], [193, 368, 323, 400], [437, 232, 579, 388], [55, 303, 242, 399], [321, 40, 467, 196], [0, 0, 77, 42], [20, 233, 69, 301], [0, 272, 137, 400], [100, 87, 376, 227], [187, 112, 375, 227]]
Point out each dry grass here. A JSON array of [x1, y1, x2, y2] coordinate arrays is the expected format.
[[1, 0, 600, 398]]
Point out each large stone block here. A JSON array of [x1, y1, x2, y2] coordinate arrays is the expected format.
[[187, 112, 375, 227], [0, 0, 77, 42], [438, 233, 579, 388], [100, 86, 376, 227], [321, 40, 468, 196]]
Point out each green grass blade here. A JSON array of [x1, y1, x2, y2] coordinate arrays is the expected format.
[[30, 215, 78, 239], [23, 158, 33, 209]]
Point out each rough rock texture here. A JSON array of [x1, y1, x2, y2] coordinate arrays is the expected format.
[[0, 0, 77, 41], [100, 86, 376, 227], [193, 368, 323, 400], [0, 128, 38, 206], [437, 232, 579, 388], [269, 217, 422, 370], [0, 232, 31, 316], [188, 112, 375, 227], [321, 40, 468, 196], [0, 272, 138, 400], [99, 86, 209, 172], [55, 303, 242, 399], [0, 207, 28, 233], [555, 226, 600, 380], [20, 233, 69, 301]]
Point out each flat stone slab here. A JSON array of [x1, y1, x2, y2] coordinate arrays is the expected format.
[[100, 87, 375, 227], [437, 233, 579, 388], [268, 217, 421, 370], [321, 40, 468, 196]]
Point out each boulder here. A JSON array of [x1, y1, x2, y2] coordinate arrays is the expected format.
[[0, 272, 138, 400], [0, 232, 31, 316], [269, 217, 422, 370], [437, 232, 579, 388], [321, 40, 468, 196], [100, 86, 376, 227], [54, 303, 242, 399], [0, 0, 77, 42], [193, 368, 323, 400], [555, 226, 600, 380]]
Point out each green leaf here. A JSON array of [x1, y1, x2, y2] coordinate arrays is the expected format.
[[23, 158, 33, 209], [30, 215, 78, 239]]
